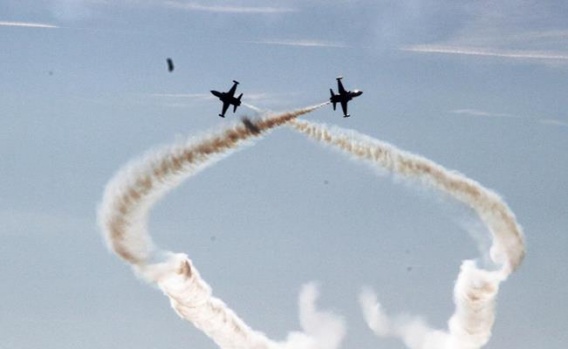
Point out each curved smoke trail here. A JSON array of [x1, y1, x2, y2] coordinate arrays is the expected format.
[[100, 104, 324, 266], [288, 119, 525, 349], [98, 103, 347, 349]]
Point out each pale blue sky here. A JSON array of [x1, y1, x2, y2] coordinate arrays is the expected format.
[[1, 1, 567, 348]]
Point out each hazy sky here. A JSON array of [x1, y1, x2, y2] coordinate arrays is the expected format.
[[1, 1, 567, 348]]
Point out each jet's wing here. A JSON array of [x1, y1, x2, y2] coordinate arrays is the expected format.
[[341, 100, 350, 117], [337, 78, 346, 95], [220, 102, 230, 117], [227, 81, 238, 97]]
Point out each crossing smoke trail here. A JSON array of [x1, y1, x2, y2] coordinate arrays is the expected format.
[[288, 119, 525, 349], [100, 103, 326, 265], [98, 103, 347, 349]]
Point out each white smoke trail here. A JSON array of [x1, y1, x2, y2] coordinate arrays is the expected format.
[[99, 104, 324, 265], [98, 103, 345, 349], [243, 102, 264, 113], [288, 119, 525, 349]]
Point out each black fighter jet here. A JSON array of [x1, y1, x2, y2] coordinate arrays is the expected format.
[[211, 80, 243, 117], [329, 76, 363, 117]]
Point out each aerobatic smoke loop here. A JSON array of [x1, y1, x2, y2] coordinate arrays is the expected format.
[[288, 120, 524, 272], [99, 104, 325, 266], [288, 119, 525, 349], [98, 102, 523, 349], [98, 103, 347, 349]]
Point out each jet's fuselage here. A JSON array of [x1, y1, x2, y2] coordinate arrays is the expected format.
[[210, 90, 242, 106]]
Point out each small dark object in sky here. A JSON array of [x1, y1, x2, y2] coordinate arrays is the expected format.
[[241, 116, 261, 135], [166, 58, 174, 72], [407, 266, 413, 272], [48, 71, 53, 76], [211, 80, 242, 117], [324, 180, 329, 185]]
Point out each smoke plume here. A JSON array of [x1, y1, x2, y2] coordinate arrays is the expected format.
[[98, 102, 524, 349], [98, 103, 346, 349], [288, 119, 525, 349]]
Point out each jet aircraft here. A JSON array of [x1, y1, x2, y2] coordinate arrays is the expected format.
[[211, 80, 243, 117], [329, 76, 363, 117]]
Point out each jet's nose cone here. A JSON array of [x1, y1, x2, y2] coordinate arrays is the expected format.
[[354, 90, 363, 96]]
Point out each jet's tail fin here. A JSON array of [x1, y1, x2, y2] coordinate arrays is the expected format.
[[233, 93, 243, 113], [330, 89, 337, 110], [233, 93, 243, 112], [330, 89, 337, 111]]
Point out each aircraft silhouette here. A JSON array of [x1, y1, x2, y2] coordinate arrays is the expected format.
[[329, 76, 363, 117], [211, 80, 242, 117]]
